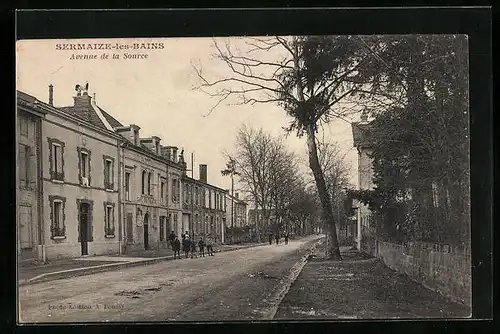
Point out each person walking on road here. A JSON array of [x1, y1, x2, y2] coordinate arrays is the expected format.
[[172, 236, 181, 259], [206, 235, 214, 256], [168, 230, 176, 249], [198, 238, 205, 257], [190, 238, 197, 259], [284, 232, 289, 245], [182, 236, 190, 259]]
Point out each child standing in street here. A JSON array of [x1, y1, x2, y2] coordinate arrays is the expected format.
[[206, 235, 214, 256], [198, 238, 205, 257], [190, 238, 197, 259], [173, 236, 181, 259]]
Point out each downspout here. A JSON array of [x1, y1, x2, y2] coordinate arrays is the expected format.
[[37, 117, 46, 262], [118, 140, 124, 255]]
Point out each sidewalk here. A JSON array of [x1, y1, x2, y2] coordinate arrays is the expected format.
[[274, 247, 471, 319], [18, 242, 267, 286]]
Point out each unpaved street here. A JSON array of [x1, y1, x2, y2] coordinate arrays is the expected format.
[[19, 235, 321, 323]]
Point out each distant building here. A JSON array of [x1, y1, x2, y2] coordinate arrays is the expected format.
[[182, 165, 227, 243], [225, 192, 248, 228], [351, 111, 375, 250]]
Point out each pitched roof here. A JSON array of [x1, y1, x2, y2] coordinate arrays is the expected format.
[[351, 122, 373, 148], [99, 107, 123, 128], [58, 105, 123, 130], [59, 106, 107, 129]]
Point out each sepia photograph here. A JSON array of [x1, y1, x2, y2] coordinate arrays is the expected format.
[[16, 33, 473, 323]]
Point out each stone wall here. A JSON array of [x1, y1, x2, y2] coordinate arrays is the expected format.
[[375, 241, 471, 307]]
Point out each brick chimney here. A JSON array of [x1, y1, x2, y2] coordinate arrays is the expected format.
[[73, 89, 92, 120], [48, 85, 54, 106], [199, 164, 207, 183]]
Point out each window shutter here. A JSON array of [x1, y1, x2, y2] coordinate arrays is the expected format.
[[28, 148, 36, 189], [104, 162, 109, 187], [18, 145, 26, 186], [57, 147, 63, 173]]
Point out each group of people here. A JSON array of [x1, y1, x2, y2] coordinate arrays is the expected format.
[[268, 232, 290, 245], [167, 230, 215, 259]]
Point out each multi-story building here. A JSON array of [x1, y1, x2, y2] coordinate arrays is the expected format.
[[40, 85, 123, 259], [351, 112, 375, 250], [182, 164, 227, 243], [17, 91, 48, 261], [17, 83, 232, 259], [225, 192, 247, 228], [116, 124, 186, 252]]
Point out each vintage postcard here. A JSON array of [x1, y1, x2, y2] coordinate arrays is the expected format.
[[16, 35, 472, 323]]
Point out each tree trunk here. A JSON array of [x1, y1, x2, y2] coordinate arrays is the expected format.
[[306, 127, 342, 260]]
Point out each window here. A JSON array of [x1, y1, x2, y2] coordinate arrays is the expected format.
[[142, 170, 146, 194], [48, 138, 65, 181], [18, 144, 31, 189], [209, 190, 212, 208], [49, 195, 66, 238], [103, 156, 114, 190], [125, 172, 131, 200], [172, 179, 177, 202], [147, 172, 151, 195], [160, 216, 165, 241], [19, 115, 28, 136], [172, 178, 180, 203], [104, 202, 115, 236], [160, 180, 165, 204], [77, 147, 91, 186], [173, 213, 178, 234], [184, 184, 189, 204]]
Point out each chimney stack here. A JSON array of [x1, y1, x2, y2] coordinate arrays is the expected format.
[[199, 164, 207, 183], [48, 84, 54, 106]]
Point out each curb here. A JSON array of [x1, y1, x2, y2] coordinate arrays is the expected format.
[[260, 237, 325, 320], [19, 242, 268, 287]]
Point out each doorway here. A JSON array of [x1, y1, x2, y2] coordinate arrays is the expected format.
[[79, 203, 90, 255], [143, 213, 149, 250]]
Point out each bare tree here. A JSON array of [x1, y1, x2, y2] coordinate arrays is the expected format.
[[194, 36, 370, 259], [223, 125, 276, 241]]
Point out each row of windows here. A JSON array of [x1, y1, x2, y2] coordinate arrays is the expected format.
[[183, 183, 226, 210], [50, 196, 115, 239], [48, 138, 114, 190]]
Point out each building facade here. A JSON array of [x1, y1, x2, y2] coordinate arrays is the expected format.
[[182, 165, 227, 243], [351, 112, 375, 250], [17, 83, 230, 260], [41, 88, 123, 259], [17, 92, 48, 261], [225, 192, 247, 228], [117, 126, 185, 252]]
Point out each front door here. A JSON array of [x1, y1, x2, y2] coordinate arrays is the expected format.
[[19, 205, 34, 250], [79, 203, 90, 255], [143, 213, 149, 250], [126, 212, 133, 244]]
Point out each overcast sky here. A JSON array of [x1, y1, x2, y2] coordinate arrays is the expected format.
[[16, 37, 360, 196]]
